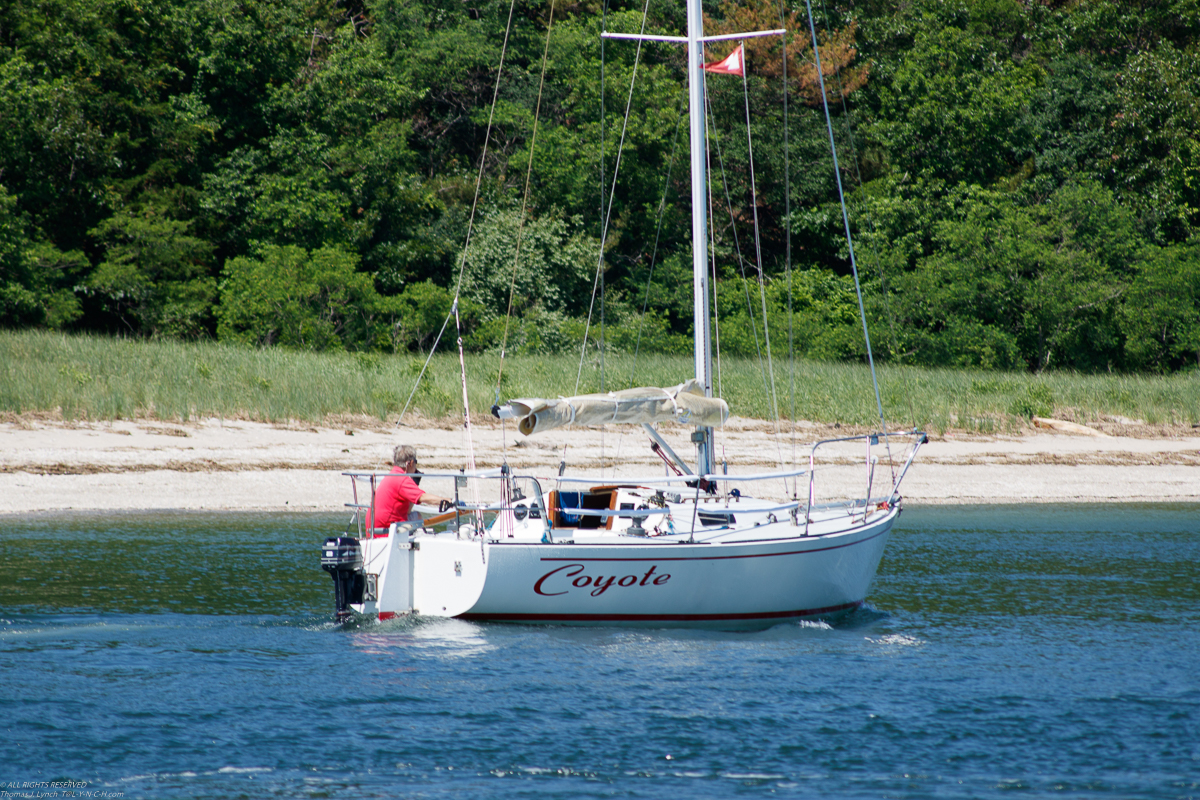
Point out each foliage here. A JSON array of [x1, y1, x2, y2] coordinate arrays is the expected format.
[[1008, 382, 1055, 420], [1110, 42, 1200, 241], [217, 245, 397, 351], [0, 0, 1198, 379], [1121, 239, 1200, 371], [85, 208, 216, 338], [705, 0, 868, 104], [715, 269, 864, 361], [869, 24, 1040, 186], [391, 280, 487, 353], [1015, 54, 1120, 202], [458, 207, 597, 319], [0, 185, 84, 328], [891, 181, 1142, 371]]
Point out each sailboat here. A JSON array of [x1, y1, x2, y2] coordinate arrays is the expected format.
[[320, 0, 925, 630]]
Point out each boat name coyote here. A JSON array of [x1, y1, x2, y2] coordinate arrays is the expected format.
[[533, 564, 672, 597]]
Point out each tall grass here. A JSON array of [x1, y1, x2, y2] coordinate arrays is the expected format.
[[2, 330, 1197, 430]]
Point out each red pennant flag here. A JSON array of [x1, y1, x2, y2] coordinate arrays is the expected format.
[[702, 45, 745, 76]]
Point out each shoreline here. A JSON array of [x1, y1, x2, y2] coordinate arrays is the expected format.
[[3, 416, 1199, 513]]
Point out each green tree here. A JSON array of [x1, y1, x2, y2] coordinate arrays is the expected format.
[[217, 244, 398, 351], [1017, 54, 1120, 201], [0, 185, 84, 328], [0, 0, 198, 251], [391, 280, 483, 353], [197, 19, 449, 284], [1122, 239, 1200, 370], [714, 269, 864, 361], [869, 24, 1040, 186], [85, 208, 216, 337], [891, 181, 1142, 371], [458, 207, 597, 319], [1111, 42, 1200, 242], [1055, 0, 1200, 63]]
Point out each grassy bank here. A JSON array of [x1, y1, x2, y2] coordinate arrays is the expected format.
[[1, 330, 1197, 432]]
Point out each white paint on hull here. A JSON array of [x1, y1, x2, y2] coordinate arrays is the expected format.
[[356, 506, 898, 630]]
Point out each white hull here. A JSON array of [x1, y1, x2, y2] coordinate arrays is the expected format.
[[351, 503, 899, 631]]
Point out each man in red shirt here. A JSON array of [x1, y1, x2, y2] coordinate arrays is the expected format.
[[369, 445, 453, 533]]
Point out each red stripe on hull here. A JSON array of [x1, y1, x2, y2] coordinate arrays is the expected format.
[[378, 611, 398, 621], [458, 600, 861, 623], [532, 527, 888, 562]]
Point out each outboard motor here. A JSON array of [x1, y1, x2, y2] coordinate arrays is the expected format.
[[321, 536, 365, 622]]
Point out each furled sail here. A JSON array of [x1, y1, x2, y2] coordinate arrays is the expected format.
[[492, 379, 729, 436]]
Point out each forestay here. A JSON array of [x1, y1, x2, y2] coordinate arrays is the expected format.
[[493, 378, 728, 436]]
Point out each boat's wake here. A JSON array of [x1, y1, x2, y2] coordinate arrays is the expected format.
[[828, 603, 891, 629]]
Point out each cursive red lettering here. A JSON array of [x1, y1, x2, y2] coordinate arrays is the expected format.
[[590, 576, 617, 596], [534, 564, 585, 596], [533, 564, 670, 596]]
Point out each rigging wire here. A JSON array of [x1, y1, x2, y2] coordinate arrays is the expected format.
[[704, 107, 724, 402], [611, 94, 688, 476], [628, 95, 688, 386], [710, 239, 723, 400], [704, 95, 760, 364], [396, 312, 453, 423], [576, 0, 654, 396], [394, 0, 522, 531], [739, 47, 785, 461], [495, 2, 558, 391], [816, 0, 914, 476], [601, 0, 609, 399], [778, 1, 796, 490], [396, 0, 521, 428], [815, 1, 900, 355], [703, 80, 787, 476], [599, 0, 608, 477], [803, 0, 888, 443], [488, 2, 562, 476], [453, 298, 483, 531]]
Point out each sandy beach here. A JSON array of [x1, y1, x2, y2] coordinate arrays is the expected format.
[[2, 414, 1198, 514]]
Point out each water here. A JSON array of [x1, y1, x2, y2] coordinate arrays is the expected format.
[[2, 505, 1198, 799]]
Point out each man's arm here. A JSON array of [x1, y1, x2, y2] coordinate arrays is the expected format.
[[417, 490, 454, 513]]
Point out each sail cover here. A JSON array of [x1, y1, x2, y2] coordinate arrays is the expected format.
[[492, 379, 729, 436]]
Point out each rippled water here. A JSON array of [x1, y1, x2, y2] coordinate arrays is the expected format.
[[1, 505, 1198, 799]]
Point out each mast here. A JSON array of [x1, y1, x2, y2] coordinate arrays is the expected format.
[[686, 0, 716, 477], [601, 11, 782, 480]]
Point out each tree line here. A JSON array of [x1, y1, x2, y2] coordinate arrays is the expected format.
[[1, 0, 1198, 372]]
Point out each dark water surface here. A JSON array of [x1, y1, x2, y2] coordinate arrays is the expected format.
[[1, 505, 1198, 799]]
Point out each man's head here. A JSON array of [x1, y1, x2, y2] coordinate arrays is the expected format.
[[392, 444, 417, 471]]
